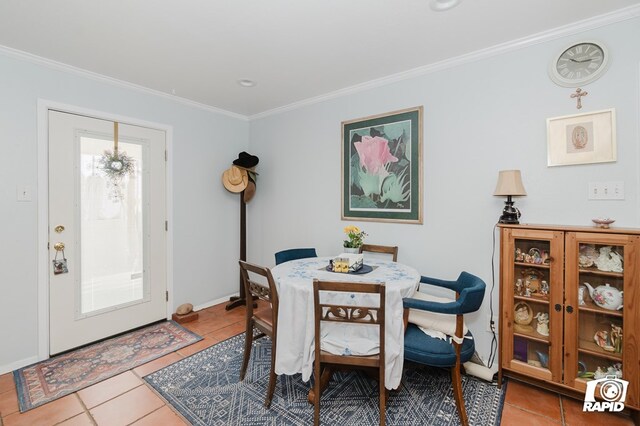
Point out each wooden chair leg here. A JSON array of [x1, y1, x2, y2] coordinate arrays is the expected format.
[[265, 336, 277, 407], [402, 308, 409, 331], [451, 366, 468, 426], [314, 363, 321, 426], [240, 320, 254, 380], [379, 370, 386, 426]]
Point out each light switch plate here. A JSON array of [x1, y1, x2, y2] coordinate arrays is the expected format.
[[588, 181, 624, 200]]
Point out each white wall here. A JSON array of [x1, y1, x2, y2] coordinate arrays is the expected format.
[[248, 18, 640, 365], [0, 53, 249, 371]]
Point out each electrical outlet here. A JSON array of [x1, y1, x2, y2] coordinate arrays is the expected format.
[[487, 315, 498, 333]]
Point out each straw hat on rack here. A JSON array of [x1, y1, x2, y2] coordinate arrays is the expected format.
[[221, 165, 249, 193]]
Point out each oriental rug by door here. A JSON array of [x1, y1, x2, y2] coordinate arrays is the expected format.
[[14, 320, 201, 412], [145, 333, 506, 425]]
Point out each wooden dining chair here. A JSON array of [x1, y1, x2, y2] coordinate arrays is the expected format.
[[274, 247, 318, 265], [359, 244, 398, 262], [312, 279, 386, 426], [238, 260, 279, 407]]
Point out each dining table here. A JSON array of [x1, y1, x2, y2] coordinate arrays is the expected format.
[[271, 255, 421, 390]]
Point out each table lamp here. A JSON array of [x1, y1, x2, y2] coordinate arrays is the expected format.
[[494, 170, 527, 224]]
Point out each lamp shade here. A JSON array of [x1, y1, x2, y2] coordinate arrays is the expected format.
[[494, 170, 527, 196]]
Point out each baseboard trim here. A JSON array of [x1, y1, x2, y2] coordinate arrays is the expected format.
[[0, 355, 40, 375], [193, 293, 239, 312]]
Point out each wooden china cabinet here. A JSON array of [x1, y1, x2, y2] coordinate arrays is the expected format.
[[498, 224, 640, 416]]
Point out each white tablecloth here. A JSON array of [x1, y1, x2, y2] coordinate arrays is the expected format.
[[271, 256, 420, 389]]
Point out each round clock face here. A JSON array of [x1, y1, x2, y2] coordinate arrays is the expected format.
[[549, 41, 609, 87]]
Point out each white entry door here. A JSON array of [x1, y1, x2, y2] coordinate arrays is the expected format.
[[48, 110, 167, 355]]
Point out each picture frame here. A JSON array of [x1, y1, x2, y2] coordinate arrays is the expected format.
[[341, 106, 423, 224], [547, 108, 616, 167]]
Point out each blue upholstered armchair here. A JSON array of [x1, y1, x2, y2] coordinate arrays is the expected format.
[[274, 247, 317, 265], [402, 272, 486, 426]]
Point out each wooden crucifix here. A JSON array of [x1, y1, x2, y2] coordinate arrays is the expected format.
[[571, 88, 588, 109]]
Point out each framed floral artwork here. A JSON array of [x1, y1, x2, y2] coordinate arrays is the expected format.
[[341, 106, 423, 223], [547, 108, 616, 167]]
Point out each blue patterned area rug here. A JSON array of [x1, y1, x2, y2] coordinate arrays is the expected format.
[[14, 321, 201, 412], [145, 333, 506, 425]]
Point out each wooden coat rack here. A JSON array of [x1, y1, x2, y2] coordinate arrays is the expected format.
[[225, 192, 255, 310]]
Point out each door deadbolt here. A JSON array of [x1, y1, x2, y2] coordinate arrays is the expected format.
[[54, 225, 65, 233]]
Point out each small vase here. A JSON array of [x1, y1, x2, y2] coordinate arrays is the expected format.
[[343, 247, 360, 254]]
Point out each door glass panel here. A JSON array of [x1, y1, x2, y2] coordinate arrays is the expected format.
[[511, 238, 552, 371], [576, 243, 623, 381], [79, 136, 145, 315]]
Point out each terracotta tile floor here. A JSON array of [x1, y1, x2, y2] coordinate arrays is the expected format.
[[0, 301, 637, 425], [500, 375, 635, 425]]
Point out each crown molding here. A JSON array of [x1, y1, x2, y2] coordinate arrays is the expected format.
[[249, 4, 640, 120], [1, 3, 638, 122], [0, 44, 248, 121]]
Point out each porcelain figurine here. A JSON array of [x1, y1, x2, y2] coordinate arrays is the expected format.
[[579, 244, 599, 265], [535, 350, 549, 368], [578, 285, 587, 306], [529, 248, 542, 264], [607, 363, 623, 379], [514, 302, 533, 332], [515, 248, 524, 262], [583, 282, 623, 311], [578, 255, 594, 268], [594, 330, 614, 352], [541, 250, 551, 265], [515, 279, 523, 296], [521, 269, 543, 294], [540, 280, 549, 296], [534, 312, 549, 336], [594, 246, 623, 273], [594, 366, 606, 380], [610, 323, 623, 353]]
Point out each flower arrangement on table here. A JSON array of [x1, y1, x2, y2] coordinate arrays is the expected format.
[[343, 225, 367, 248]]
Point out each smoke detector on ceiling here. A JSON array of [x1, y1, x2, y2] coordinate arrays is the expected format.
[[237, 79, 257, 88], [429, 0, 462, 12]]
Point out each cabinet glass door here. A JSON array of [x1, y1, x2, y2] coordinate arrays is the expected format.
[[564, 232, 635, 393], [501, 228, 563, 382]]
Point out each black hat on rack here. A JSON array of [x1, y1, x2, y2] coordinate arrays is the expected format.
[[233, 151, 259, 171]]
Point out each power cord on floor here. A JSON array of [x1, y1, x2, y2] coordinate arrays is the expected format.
[[487, 222, 499, 369]]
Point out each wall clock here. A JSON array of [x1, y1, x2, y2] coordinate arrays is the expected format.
[[549, 41, 609, 87]]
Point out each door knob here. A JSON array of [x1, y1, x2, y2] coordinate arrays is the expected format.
[[53, 242, 65, 252]]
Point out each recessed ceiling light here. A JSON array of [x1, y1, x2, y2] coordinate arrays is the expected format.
[[429, 0, 462, 12], [237, 79, 257, 88]]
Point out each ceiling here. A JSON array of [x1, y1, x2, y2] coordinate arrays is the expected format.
[[1, 0, 639, 117]]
